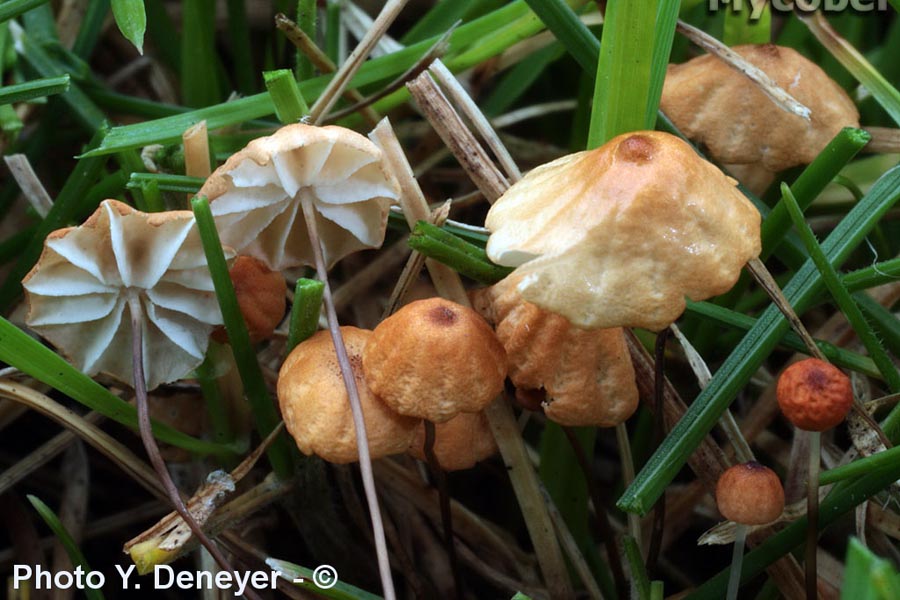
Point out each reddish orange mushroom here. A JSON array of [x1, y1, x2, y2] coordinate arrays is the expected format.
[[716, 462, 785, 526], [776, 358, 853, 432]]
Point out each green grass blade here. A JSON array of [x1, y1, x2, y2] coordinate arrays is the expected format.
[[618, 164, 900, 516], [760, 127, 870, 261], [408, 221, 513, 284], [27, 495, 105, 600], [0, 317, 233, 456], [523, 0, 598, 74], [401, 0, 476, 44], [821, 444, 900, 486], [624, 535, 651, 599], [181, 0, 222, 107], [0, 0, 49, 24], [266, 558, 382, 600], [295, 0, 316, 81], [286, 278, 324, 355], [192, 196, 293, 477], [226, 0, 255, 94], [855, 294, 900, 359], [128, 173, 205, 194], [72, 0, 110, 58], [588, 0, 678, 146], [780, 183, 900, 392], [265, 69, 309, 124], [110, 0, 146, 54], [0, 74, 69, 104], [841, 538, 900, 600], [145, 0, 180, 72]]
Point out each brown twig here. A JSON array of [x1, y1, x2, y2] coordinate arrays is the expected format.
[[422, 421, 462, 599]]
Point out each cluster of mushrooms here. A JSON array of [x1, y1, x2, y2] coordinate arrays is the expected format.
[[16, 37, 867, 596]]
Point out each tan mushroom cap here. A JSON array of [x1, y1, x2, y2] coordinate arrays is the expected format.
[[199, 123, 398, 272], [485, 131, 761, 331], [661, 44, 860, 173], [471, 275, 638, 427], [278, 327, 418, 464], [23, 200, 226, 390], [362, 298, 507, 423], [407, 412, 498, 471], [715, 462, 785, 525]]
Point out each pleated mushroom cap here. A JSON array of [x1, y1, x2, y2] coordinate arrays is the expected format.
[[23, 200, 226, 390], [362, 298, 507, 423], [485, 131, 761, 331], [472, 275, 638, 427], [199, 124, 398, 271], [278, 327, 419, 463], [407, 412, 498, 471], [661, 44, 859, 173]]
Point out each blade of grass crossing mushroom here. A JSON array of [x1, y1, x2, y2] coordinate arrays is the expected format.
[[675, 19, 810, 120], [191, 196, 293, 477], [296, 192, 397, 600], [618, 164, 900, 517], [127, 295, 251, 591]]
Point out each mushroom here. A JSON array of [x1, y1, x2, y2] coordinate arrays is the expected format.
[[23, 199, 225, 390], [776, 357, 853, 599], [362, 297, 507, 424], [484, 130, 761, 332], [198, 123, 398, 272], [715, 461, 785, 600], [22, 199, 236, 574], [278, 326, 419, 464], [407, 411, 498, 471], [471, 274, 638, 427], [211, 255, 287, 344], [661, 44, 859, 193]]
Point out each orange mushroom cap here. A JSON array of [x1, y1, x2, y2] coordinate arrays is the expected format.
[[715, 462, 785, 525], [212, 255, 286, 344], [362, 298, 507, 423], [278, 327, 419, 463], [407, 412, 498, 471], [776, 358, 853, 432]]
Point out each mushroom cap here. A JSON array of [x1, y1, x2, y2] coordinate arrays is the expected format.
[[362, 298, 507, 423], [277, 327, 419, 464], [661, 44, 860, 172], [485, 131, 761, 331], [407, 412, 498, 471], [212, 255, 286, 344], [471, 275, 638, 427], [199, 124, 398, 271], [23, 200, 225, 390], [776, 358, 853, 432], [715, 462, 785, 525]]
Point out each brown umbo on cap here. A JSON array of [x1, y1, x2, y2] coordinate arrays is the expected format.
[[471, 275, 638, 427], [485, 131, 761, 332], [715, 462, 785, 525], [362, 298, 507, 423], [407, 412, 498, 471], [661, 44, 859, 173], [278, 327, 418, 463]]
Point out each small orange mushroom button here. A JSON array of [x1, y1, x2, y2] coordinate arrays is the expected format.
[[716, 462, 785, 526], [213, 255, 287, 344], [776, 358, 853, 432]]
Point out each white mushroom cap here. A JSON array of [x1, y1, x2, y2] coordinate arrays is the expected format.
[[199, 124, 398, 271], [23, 200, 227, 390], [485, 131, 761, 331]]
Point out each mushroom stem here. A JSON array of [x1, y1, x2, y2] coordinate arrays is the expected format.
[[127, 296, 259, 600], [297, 192, 397, 600], [647, 329, 669, 577], [806, 430, 821, 600], [726, 524, 748, 600], [422, 420, 462, 599]]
